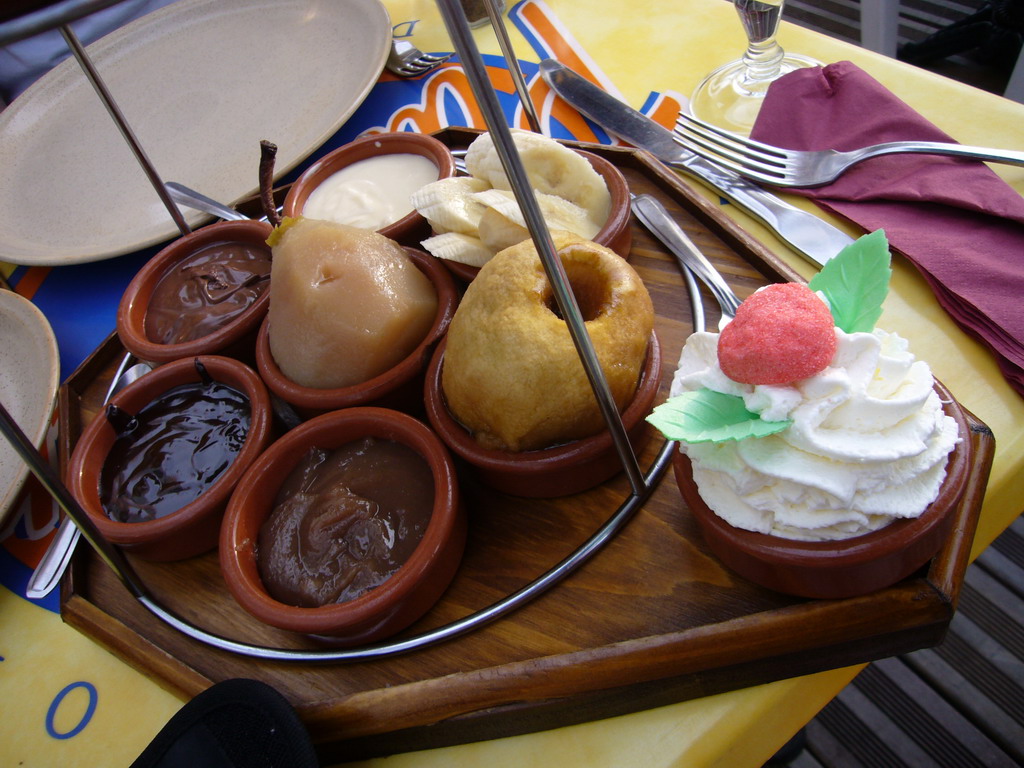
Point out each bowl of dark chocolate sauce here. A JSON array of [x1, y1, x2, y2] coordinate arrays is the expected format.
[[220, 406, 465, 644], [117, 220, 273, 366], [67, 355, 273, 561]]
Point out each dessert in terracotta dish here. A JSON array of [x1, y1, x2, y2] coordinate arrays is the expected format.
[[67, 355, 273, 561], [283, 131, 456, 244], [266, 217, 439, 390], [117, 220, 274, 365], [220, 406, 465, 644], [411, 129, 632, 279], [425, 230, 660, 497], [647, 231, 973, 598], [254, 216, 458, 416]]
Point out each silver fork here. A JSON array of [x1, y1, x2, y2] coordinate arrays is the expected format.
[[673, 111, 1024, 188], [386, 39, 453, 78]]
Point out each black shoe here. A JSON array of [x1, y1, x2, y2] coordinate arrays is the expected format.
[[131, 678, 319, 768]]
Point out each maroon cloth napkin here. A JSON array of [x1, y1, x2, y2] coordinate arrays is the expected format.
[[753, 60, 1024, 398]]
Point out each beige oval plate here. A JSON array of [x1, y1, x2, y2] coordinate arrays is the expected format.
[[0, 290, 59, 531], [0, 0, 391, 266]]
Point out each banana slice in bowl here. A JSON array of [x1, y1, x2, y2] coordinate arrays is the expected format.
[[413, 130, 630, 279]]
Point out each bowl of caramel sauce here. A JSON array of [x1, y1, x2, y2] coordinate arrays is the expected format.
[[220, 406, 465, 644], [67, 355, 273, 561], [117, 220, 274, 366]]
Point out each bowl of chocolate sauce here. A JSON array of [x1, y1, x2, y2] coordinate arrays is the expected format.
[[67, 355, 273, 561], [117, 220, 274, 366], [220, 406, 465, 644]]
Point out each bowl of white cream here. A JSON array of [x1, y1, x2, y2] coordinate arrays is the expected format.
[[284, 132, 456, 245]]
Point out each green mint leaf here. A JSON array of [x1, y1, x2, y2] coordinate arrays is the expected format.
[[645, 389, 792, 443], [808, 229, 892, 333]]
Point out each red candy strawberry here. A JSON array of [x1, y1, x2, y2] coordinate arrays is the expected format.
[[717, 283, 836, 385]]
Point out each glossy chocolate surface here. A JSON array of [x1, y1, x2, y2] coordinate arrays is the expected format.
[[257, 437, 434, 608], [100, 379, 250, 523], [144, 240, 271, 345]]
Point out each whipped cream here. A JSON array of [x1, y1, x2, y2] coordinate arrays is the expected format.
[[671, 327, 960, 541]]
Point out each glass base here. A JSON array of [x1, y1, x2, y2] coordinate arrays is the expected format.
[[689, 53, 819, 135]]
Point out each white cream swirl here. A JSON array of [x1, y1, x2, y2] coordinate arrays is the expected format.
[[671, 328, 960, 541]]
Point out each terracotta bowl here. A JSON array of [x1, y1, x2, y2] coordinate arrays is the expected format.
[[220, 406, 465, 644], [67, 356, 273, 561], [117, 220, 274, 366], [255, 246, 459, 418], [424, 332, 662, 498], [673, 381, 973, 599], [442, 150, 633, 284], [283, 132, 456, 245]]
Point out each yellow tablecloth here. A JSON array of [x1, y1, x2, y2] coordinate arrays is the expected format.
[[2, 1, 1022, 766]]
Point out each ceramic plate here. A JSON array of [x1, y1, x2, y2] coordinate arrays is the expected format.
[[0, 0, 391, 265], [0, 290, 59, 531]]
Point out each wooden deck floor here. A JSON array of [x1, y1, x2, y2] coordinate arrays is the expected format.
[[786, 0, 1019, 95], [777, 518, 1024, 767], [763, 4, 1024, 764]]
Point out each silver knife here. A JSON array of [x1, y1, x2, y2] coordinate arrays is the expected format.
[[539, 59, 852, 267]]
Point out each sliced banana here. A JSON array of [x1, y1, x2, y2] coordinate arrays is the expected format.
[[476, 208, 529, 254], [473, 189, 601, 235], [411, 176, 489, 235], [464, 129, 611, 224], [413, 131, 612, 268], [474, 188, 602, 253], [420, 232, 493, 267]]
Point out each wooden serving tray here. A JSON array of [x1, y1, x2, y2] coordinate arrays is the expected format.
[[57, 130, 995, 764]]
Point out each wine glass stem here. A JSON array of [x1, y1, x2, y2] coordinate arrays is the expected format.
[[736, 0, 786, 83]]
